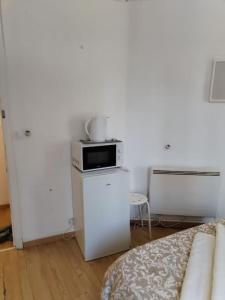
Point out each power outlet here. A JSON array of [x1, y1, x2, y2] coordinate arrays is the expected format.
[[68, 217, 74, 226]]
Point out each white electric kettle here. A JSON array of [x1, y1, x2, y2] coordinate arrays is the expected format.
[[85, 116, 109, 142]]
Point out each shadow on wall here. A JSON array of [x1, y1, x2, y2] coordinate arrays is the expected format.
[[131, 166, 150, 195], [130, 166, 150, 219], [68, 114, 89, 141]]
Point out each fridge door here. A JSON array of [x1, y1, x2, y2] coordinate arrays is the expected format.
[[83, 170, 130, 260]]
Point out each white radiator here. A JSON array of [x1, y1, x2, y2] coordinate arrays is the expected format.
[[149, 167, 221, 217]]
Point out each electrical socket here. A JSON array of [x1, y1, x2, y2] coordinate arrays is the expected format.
[[68, 217, 74, 226]]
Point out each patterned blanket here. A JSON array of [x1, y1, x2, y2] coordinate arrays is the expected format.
[[101, 221, 225, 300]]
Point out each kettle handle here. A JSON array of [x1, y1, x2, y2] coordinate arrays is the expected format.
[[85, 118, 91, 139]]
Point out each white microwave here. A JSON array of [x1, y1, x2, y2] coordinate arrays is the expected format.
[[72, 140, 123, 172]]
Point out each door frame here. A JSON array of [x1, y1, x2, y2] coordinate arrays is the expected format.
[[0, 2, 23, 249], [0, 105, 23, 249]]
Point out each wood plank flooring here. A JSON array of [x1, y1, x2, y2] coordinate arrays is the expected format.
[[0, 226, 181, 300], [0, 206, 13, 251], [0, 206, 11, 228]]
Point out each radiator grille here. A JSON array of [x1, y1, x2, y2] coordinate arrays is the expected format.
[[153, 170, 220, 176]]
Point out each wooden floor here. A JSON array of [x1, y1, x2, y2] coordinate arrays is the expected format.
[[0, 205, 13, 251], [0, 206, 11, 228], [0, 226, 180, 300]]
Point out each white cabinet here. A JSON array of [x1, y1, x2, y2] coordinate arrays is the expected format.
[[72, 167, 130, 261]]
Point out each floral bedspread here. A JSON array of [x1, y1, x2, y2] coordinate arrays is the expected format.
[[101, 221, 225, 300]]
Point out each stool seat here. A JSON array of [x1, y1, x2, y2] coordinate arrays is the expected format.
[[129, 193, 148, 206], [129, 192, 152, 239]]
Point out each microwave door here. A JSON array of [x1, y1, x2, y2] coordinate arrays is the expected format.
[[83, 145, 116, 171]]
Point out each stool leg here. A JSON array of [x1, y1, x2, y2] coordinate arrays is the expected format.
[[146, 201, 152, 239], [138, 205, 143, 227]]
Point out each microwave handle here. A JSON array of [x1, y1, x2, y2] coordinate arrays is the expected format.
[[85, 118, 91, 139]]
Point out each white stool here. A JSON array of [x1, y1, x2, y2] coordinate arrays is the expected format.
[[129, 192, 152, 239]]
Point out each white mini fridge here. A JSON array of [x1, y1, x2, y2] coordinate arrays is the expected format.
[[71, 167, 130, 261]]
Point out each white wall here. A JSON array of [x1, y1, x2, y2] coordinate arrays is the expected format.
[[127, 0, 225, 216], [2, 0, 225, 242], [1, 0, 128, 241]]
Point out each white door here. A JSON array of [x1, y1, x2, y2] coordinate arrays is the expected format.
[[83, 171, 130, 260]]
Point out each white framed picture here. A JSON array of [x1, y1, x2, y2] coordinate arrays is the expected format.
[[210, 58, 225, 103]]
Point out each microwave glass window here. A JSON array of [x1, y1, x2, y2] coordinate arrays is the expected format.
[[87, 151, 109, 165], [83, 145, 116, 170]]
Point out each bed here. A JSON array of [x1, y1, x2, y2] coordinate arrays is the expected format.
[[101, 221, 225, 300]]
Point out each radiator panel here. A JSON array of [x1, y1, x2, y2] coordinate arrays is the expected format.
[[150, 167, 221, 217]]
